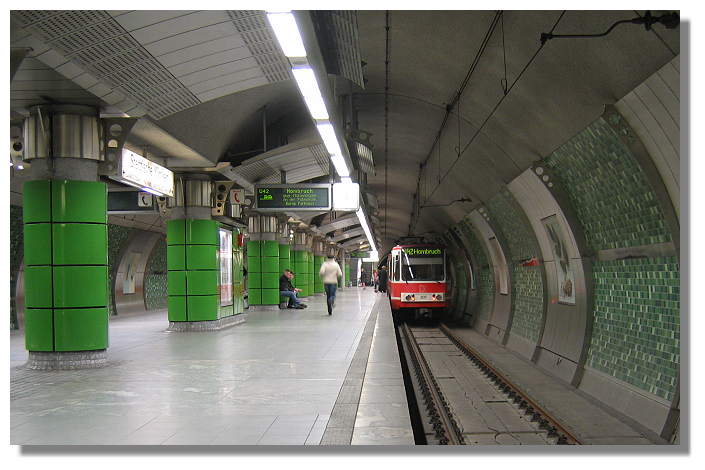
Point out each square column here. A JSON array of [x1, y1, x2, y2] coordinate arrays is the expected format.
[[167, 219, 219, 322]]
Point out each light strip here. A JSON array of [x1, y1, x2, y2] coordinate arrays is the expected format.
[[356, 207, 378, 254], [265, 11, 307, 57], [316, 122, 342, 156], [292, 67, 329, 120]]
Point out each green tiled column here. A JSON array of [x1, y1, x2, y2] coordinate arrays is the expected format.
[[261, 240, 280, 305], [23, 179, 108, 352], [233, 230, 244, 315], [314, 255, 325, 293], [292, 249, 307, 297], [167, 219, 219, 321], [246, 240, 262, 305], [279, 244, 290, 303], [308, 252, 315, 296]]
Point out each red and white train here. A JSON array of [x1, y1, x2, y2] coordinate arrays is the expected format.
[[386, 243, 448, 319]]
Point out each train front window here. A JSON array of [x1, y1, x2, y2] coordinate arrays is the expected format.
[[401, 250, 445, 281]]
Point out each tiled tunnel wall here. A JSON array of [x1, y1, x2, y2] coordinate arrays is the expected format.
[[10, 205, 23, 329], [144, 236, 168, 310], [543, 116, 679, 402], [107, 224, 133, 316], [456, 219, 494, 323], [485, 190, 545, 343]]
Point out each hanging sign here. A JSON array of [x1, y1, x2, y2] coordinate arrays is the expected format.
[[110, 149, 174, 197], [254, 184, 331, 211]]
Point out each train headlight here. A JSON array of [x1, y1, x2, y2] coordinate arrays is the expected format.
[[436, 294, 443, 301], [405, 294, 413, 301]]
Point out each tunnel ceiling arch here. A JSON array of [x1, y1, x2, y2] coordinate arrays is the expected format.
[[355, 10, 678, 253], [10, 10, 678, 254]]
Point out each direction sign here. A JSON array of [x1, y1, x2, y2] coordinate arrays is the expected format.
[[254, 184, 331, 211]]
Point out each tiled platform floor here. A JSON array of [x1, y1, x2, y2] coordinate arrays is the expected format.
[[11, 289, 388, 445]]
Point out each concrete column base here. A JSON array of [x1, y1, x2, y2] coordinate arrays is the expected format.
[[248, 305, 281, 311], [167, 314, 247, 332], [26, 350, 108, 370]]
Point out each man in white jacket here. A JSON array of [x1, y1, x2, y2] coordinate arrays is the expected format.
[[319, 255, 343, 315]]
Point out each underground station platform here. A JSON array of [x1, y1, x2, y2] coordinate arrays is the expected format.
[[7, 8, 685, 452]]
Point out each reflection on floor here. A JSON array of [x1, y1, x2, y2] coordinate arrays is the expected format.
[[11, 289, 380, 445]]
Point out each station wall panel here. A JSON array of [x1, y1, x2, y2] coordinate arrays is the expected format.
[[542, 116, 679, 403], [144, 237, 168, 311], [486, 190, 545, 344]]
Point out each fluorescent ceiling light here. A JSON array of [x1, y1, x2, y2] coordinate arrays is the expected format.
[[341, 177, 352, 184], [316, 122, 342, 156], [330, 155, 350, 177], [266, 11, 307, 57], [356, 208, 378, 254], [141, 187, 162, 196], [292, 67, 329, 120]]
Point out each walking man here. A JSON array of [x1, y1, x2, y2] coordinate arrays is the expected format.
[[279, 269, 307, 309], [319, 255, 343, 315]]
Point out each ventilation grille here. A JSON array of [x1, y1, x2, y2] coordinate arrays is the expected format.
[[228, 10, 292, 84], [310, 143, 330, 175], [12, 10, 202, 120], [313, 11, 364, 88]]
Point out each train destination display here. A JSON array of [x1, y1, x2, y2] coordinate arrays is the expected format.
[[254, 184, 331, 211]]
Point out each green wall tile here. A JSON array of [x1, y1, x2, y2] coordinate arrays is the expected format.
[[23, 223, 51, 266], [247, 240, 261, 257], [247, 256, 262, 273], [261, 272, 280, 289], [52, 223, 107, 266], [54, 308, 108, 351], [167, 271, 187, 296], [261, 257, 279, 273], [24, 266, 53, 308], [261, 289, 280, 305], [22, 180, 51, 223], [279, 245, 290, 258], [168, 296, 187, 321], [248, 272, 262, 289], [186, 245, 217, 270], [24, 309, 54, 351], [53, 266, 107, 308], [51, 180, 106, 223], [186, 219, 218, 245], [186, 270, 219, 295], [248, 288, 262, 305], [262, 240, 279, 257], [167, 219, 186, 245], [167, 245, 186, 271], [187, 295, 219, 321]]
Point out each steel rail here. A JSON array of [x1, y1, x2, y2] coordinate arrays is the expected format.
[[400, 323, 464, 445], [439, 323, 581, 445]]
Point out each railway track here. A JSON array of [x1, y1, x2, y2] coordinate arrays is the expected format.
[[399, 323, 581, 445]]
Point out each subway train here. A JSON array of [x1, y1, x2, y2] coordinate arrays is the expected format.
[[386, 243, 449, 320]]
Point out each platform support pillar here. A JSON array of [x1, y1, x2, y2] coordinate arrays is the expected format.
[[247, 214, 280, 306], [22, 105, 109, 369], [166, 177, 232, 328]]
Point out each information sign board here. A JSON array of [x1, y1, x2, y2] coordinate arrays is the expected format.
[[254, 184, 331, 211]]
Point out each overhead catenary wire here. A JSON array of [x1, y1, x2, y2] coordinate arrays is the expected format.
[[384, 11, 390, 243], [420, 10, 567, 209]]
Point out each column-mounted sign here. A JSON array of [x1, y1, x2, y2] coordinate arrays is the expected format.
[[109, 149, 174, 197], [230, 188, 245, 205], [254, 184, 331, 211]]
